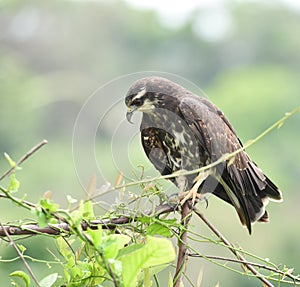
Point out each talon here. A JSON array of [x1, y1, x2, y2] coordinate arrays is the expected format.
[[179, 189, 203, 205], [178, 171, 210, 206], [204, 197, 209, 208]]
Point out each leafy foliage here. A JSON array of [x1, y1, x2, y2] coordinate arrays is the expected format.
[[1, 153, 177, 286]]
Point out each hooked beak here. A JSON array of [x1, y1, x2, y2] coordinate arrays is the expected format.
[[126, 106, 136, 124]]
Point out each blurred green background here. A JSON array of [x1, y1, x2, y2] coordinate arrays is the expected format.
[[0, 0, 299, 286]]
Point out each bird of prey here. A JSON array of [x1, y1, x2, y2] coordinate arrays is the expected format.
[[125, 76, 282, 234]]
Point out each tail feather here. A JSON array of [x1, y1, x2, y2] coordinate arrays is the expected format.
[[209, 160, 282, 234], [258, 210, 269, 223], [264, 176, 283, 201]]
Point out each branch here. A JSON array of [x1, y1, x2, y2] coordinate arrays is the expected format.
[[0, 139, 48, 182], [187, 254, 300, 283], [173, 202, 192, 287], [193, 207, 274, 287], [1, 203, 298, 286], [0, 222, 41, 287], [0, 204, 175, 237], [0, 194, 36, 208], [0, 217, 131, 237]]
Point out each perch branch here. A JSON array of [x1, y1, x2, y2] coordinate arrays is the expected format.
[[173, 202, 192, 287]]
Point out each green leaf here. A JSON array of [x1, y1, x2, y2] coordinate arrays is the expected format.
[[4, 152, 16, 167], [37, 209, 48, 228], [56, 237, 74, 261], [9, 271, 30, 287], [102, 234, 131, 259], [71, 200, 85, 227], [87, 227, 103, 248], [83, 200, 94, 218], [120, 236, 175, 287], [17, 244, 26, 253], [39, 273, 58, 287], [143, 268, 152, 287], [146, 222, 172, 237], [108, 234, 131, 248], [117, 243, 144, 258], [9, 173, 20, 193], [141, 236, 175, 267], [39, 198, 59, 213], [168, 273, 173, 287], [136, 216, 151, 224]]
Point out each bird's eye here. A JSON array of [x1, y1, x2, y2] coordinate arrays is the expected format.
[[133, 98, 143, 106]]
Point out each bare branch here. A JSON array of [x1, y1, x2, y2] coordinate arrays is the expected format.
[[0, 139, 48, 182], [0, 193, 36, 209], [0, 222, 41, 286], [193, 207, 274, 287], [187, 253, 300, 283], [173, 202, 192, 287]]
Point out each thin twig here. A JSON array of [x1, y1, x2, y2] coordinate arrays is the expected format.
[[173, 202, 192, 287], [0, 139, 48, 182], [0, 222, 41, 287], [0, 187, 35, 211], [187, 253, 300, 283], [0, 192, 37, 210], [193, 207, 274, 287]]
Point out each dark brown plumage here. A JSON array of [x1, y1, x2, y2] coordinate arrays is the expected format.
[[125, 76, 282, 234]]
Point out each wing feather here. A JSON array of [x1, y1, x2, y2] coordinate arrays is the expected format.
[[179, 96, 281, 233]]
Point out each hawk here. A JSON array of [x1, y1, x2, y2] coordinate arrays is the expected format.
[[125, 76, 282, 234]]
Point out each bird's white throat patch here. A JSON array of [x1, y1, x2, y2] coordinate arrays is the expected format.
[[139, 99, 155, 113]]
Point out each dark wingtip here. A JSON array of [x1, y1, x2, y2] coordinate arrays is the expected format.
[[245, 218, 252, 235], [248, 225, 252, 235], [265, 177, 283, 200]]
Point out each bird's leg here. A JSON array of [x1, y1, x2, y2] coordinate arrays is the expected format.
[[179, 171, 210, 205]]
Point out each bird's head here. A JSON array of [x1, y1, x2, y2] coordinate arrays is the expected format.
[[125, 76, 182, 123], [125, 78, 159, 123]]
